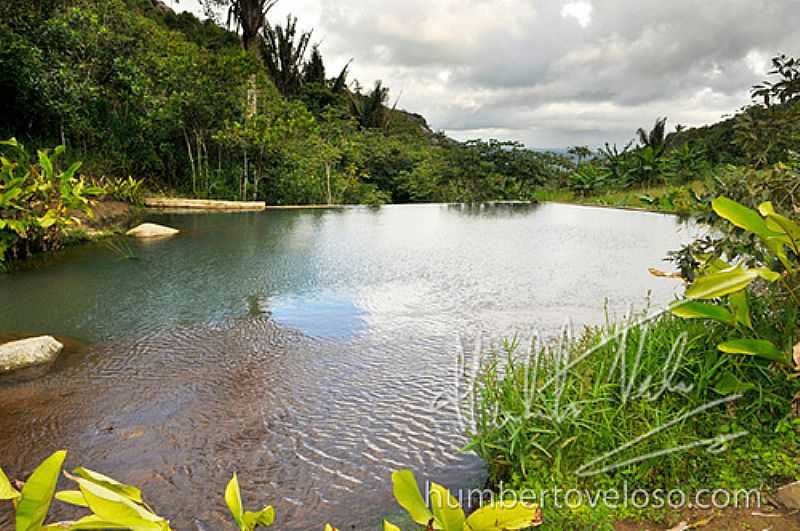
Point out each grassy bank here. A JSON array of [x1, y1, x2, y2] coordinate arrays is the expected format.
[[534, 182, 706, 214], [467, 308, 800, 529]]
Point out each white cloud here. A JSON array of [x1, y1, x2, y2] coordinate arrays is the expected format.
[[561, 1, 593, 28], [173, 0, 799, 147]]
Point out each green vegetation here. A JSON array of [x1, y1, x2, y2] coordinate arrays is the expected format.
[[470, 101, 800, 529], [0, 138, 103, 270], [0, 0, 570, 209], [384, 470, 542, 531], [0, 450, 276, 530], [467, 56, 800, 525], [549, 54, 800, 214], [1, 455, 542, 531]]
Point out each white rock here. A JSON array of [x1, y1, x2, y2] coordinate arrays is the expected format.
[[126, 223, 180, 238], [0, 336, 63, 379]]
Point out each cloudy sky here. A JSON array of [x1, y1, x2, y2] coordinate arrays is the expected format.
[[172, 0, 799, 148]]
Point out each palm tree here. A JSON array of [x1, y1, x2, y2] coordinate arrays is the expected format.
[[567, 145, 593, 165], [303, 45, 326, 85], [350, 81, 392, 130], [636, 117, 669, 156], [260, 15, 312, 97], [202, 0, 280, 51]]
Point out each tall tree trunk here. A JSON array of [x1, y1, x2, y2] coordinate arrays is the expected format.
[[325, 162, 332, 205]]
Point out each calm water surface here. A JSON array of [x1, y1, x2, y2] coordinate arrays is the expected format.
[[0, 203, 695, 529]]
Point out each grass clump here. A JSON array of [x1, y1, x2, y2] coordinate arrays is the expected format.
[[467, 309, 800, 529]]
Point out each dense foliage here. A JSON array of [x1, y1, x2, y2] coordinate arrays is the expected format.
[[0, 0, 570, 207], [549, 54, 800, 210], [470, 199, 800, 525], [0, 138, 103, 270]]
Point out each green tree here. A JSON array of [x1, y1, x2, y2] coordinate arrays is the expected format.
[[636, 116, 669, 156], [350, 81, 391, 130], [567, 145, 592, 165], [202, 0, 279, 51], [260, 14, 313, 97], [304, 44, 326, 85]]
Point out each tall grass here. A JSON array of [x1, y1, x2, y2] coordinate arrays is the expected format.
[[467, 308, 800, 527]]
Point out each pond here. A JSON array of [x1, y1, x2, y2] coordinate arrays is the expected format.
[[0, 202, 696, 529]]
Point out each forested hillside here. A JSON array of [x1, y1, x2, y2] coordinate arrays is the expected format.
[[0, 0, 572, 205]]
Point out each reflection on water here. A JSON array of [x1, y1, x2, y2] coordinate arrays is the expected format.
[[0, 203, 697, 529]]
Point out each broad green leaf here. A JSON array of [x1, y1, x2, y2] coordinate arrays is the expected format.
[[55, 490, 89, 507], [429, 482, 464, 531], [38, 150, 54, 179], [671, 301, 734, 325], [16, 450, 67, 531], [752, 267, 781, 282], [758, 202, 800, 239], [51, 514, 131, 529], [718, 339, 790, 364], [225, 473, 244, 528], [0, 138, 19, 148], [764, 237, 792, 271], [465, 500, 543, 530], [700, 255, 733, 274], [383, 522, 402, 531], [0, 466, 20, 501], [37, 210, 59, 229], [391, 470, 434, 526], [76, 478, 166, 531], [685, 268, 760, 300], [713, 372, 755, 396], [712, 197, 779, 238], [242, 506, 275, 529], [728, 291, 752, 330], [62, 161, 83, 182], [72, 467, 143, 504]]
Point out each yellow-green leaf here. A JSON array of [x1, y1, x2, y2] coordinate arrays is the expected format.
[[752, 267, 781, 282], [48, 514, 131, 529], [671, 301, 734, 325], [383, 521, 402, 531], [712, 197, 779, 238], [225, 473, 244, 528], [760, 202, 800, 240], [391, 470, 433, 526], [429, 482, 464, 531], [242, 506, 275, 529], [72, 468, 143, 505], [685, 268, 760, 300], [465, 500, 543, 530], [728, 291, 752, 330], [55, 490, 89, 507], [0, 466, 20, 501], [718, 339, 790, 364], [16, 450, 67, 531], [76, 478, 166, 531]]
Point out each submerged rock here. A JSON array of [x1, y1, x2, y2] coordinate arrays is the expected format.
[[0, 336, 63, 382], [126, 223, 180, 238]]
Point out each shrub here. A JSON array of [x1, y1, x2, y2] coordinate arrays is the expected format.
[[0, 138, 102, 270]]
